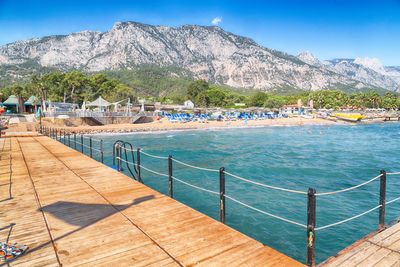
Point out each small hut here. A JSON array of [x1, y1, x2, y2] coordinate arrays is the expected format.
[[1, 95, 19, 112], [86, 96, 111, 111], [24, 96, 41, 113]]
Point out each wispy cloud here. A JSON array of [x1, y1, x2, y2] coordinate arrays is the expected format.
[[211, 17, 222, 25]]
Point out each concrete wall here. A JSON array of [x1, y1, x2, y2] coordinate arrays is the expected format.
[[43, 116, 153, 127]]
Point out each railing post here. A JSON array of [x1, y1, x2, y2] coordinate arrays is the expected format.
[[219, 167, 226, 224], [168, 155, 173, 198], [116, 145, 121, 171], [68, 133, 70, 147], [89, 137, 93, 158], [74, 133, 76, 149], [63, 129, 66, 144], [307, 188, 316, 267], [39, 108, 42, 134], [379, 170, 387, 230], [81, 135, 84, 153], [100, 140, 104, 163], [137, 148, 142, 183]]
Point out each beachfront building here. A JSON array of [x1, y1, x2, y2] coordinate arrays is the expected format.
[[280, 104, 306, 115], [234, 103, 246, 107], [184, 100, 194, 109], [46, 102, 79, 113]]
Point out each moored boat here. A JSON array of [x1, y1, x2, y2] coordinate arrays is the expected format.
[[333, 113, 365, 122]]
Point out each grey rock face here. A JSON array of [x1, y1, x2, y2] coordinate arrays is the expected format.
[[0, 21, 377, 91], [297, 51, 400, 92]]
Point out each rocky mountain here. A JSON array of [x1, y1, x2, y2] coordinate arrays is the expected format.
[[0, 21, 386, 93], [297, 51, 400, 92]]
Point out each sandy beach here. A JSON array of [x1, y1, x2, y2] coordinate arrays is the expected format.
[[37, 117, 333, 134]]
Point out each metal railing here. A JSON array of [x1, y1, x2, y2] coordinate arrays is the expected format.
[[42, 126, 104, 163], [115, 145, 400, 267], [42, 110, 137, 118], [42, 127, 400, 266]]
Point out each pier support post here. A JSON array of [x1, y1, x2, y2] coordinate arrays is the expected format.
[[219, 167, 226, 224], [168, 155, 173, 198], [137, 149, 142, 183], [307, 188, 316, 267], [379, 170, 387, 230], [68, 133, 70, 147], [89, 137, 93, 158], [74, 133, 76, 149], [81, 135, 84, 153], [100, 140, 104, 163]]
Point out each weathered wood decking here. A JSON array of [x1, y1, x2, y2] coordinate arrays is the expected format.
[[321, 221, 400, 266], [0, 136, 304, 266]]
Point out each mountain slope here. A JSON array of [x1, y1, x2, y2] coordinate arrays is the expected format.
[[297, 51, 400, 92], [0, 21, 384, 93]]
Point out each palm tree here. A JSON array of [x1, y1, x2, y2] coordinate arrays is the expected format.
[[12, 85, 24, 113]]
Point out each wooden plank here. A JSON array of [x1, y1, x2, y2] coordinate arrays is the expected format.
[[322, 221, 400, 267], [336, 242, 380, 266], [0, 137, 60, 267], [356, 247, 392, 266], [374, 251, 400, 267], [1, 136, 304, 266]]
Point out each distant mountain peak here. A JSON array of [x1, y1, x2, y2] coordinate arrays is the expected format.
[[297, 51, 319, 65], [353, 57, 385, 73]]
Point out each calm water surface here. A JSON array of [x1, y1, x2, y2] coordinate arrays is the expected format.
[[76, 122, 400, 264]]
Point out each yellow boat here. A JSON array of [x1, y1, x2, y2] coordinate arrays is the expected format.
[[333, 113, 366, 122]]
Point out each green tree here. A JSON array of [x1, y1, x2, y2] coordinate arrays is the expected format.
[[11, 85, 24, 113], [382, 92, 398, 109], [264, 97, 286, 109], [196, 91, 210, 107], [206, 88, 228, 107], [187, 80, 210, 102], [61, 71, 89, 104], [248, 92, 268, 107]]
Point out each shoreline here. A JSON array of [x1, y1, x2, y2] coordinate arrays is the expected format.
[[6, 116, 396, 135], [41, 117, 338, 134]]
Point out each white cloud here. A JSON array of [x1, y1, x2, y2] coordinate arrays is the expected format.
[[211, 17, 222, 25]]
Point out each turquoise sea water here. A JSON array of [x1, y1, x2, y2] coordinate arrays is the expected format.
[[73, 122, 400, 264]]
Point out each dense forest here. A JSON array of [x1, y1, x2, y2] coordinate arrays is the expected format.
[[1, 71, 399, 111]]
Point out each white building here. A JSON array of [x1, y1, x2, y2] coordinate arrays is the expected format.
[[184, 100, 194, 109]]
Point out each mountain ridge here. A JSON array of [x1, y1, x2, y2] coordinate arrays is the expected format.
[[0, 21, 393, 94], [296, 51, 400, 92]]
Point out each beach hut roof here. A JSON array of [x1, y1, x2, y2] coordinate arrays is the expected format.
[[24, 95, 40, 106], [2, 95, 18, 105], [86, 96, 111, 107]]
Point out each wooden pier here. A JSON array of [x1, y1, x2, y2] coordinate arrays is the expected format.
[[320, 221, 400, 266], [0, 135, 304, 266]]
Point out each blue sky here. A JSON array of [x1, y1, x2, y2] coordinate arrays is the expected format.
[[0, 0, 399, 65]]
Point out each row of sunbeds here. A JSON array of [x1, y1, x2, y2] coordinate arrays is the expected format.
[[164, 112, 288, 123]]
